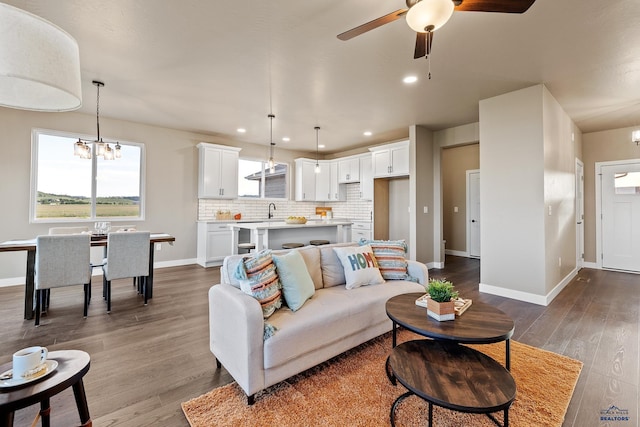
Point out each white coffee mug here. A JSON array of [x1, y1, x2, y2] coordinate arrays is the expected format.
[[13, 346, 48, 378]]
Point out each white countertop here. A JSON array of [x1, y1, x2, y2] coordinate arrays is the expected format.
[[227, 220, 352, 230], [199, 218, 350, 224]]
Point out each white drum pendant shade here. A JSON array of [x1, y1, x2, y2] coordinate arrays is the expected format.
[[406, 0, 455, 33], [0, 3, 82, 111]]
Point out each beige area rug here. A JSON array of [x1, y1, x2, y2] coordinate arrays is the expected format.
[[182, 330, 582, 427]]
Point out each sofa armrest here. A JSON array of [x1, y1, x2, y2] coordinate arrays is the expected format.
[[209, 284, 265, 397], [407, 260, 429, 285]]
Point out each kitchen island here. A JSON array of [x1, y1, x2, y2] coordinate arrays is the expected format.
[[228, 220, 352, 253]]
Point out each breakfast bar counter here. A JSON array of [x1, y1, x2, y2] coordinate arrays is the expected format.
[[228, 220, 352, 253]]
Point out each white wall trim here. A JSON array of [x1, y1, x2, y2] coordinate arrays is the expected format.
[[479, 283, 548, 305], [466, 169, 480, 259], [445, 249, 468, 257], [0, 258, 198, 288], [0, 277, 24, 288], [582, 261, 598, 269], [480, 267, 578, 306], [595, 158, 640, 270], [427, 261, 445, 269]]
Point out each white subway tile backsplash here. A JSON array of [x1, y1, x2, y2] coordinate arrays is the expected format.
[[198, 183, 372, 221]]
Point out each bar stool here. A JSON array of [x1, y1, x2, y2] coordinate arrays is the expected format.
[[282, 243, 304, 249], [238, 243, 256, 253], [309, 239, 330, 246]]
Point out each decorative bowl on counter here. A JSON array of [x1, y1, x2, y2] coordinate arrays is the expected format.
[[285, 216, 307, 224]]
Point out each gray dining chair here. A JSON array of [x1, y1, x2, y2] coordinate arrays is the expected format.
[[102, 231, 151, 313], [48, 226, 90, 235], [34, 234, 92, 326]]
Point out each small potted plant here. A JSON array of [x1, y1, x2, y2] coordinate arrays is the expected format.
[[426, 278, 458, 321]]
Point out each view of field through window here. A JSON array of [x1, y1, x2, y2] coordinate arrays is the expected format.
[[34, 132, 143, 220]]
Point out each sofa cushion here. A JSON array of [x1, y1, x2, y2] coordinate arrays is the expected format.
[[296, 246, 323, 290], [319, 242, 355, 288], [333, 245, 385, 290], [273, 250, 315, 311], [234, 249, 283, 319], [263, 280, 426, 370], [359, 239, 411, 280]]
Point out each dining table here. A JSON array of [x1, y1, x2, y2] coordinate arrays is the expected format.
[[0, 233, 175, 320]]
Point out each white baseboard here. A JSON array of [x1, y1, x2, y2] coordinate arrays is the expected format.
[[445, 249, 469, 257], [0, 258, 198, 288], [480, 267, 579, 306], [427, 261, 445, 269], [0, 277, 24, 288], [582, 261, 598, 269]]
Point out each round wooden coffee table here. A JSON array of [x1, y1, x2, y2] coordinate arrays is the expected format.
[[386, 293, 515, 369], [0, 350, 91, 427], [389, 340, 516, 427]]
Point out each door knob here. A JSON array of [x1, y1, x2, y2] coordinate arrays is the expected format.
[[471, 219, 476, 223]]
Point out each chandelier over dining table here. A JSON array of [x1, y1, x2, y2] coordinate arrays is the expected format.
[[74, 80, 121, 160]]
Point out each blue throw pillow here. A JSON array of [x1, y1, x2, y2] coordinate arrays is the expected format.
[[272, 250, 315, 311]]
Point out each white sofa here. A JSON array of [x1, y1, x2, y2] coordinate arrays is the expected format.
[[208, 242, 428, 404]]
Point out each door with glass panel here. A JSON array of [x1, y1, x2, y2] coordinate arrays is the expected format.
[[601, 163, 640, 272]]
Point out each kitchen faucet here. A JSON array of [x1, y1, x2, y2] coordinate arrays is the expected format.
[[268, 202, 276, 219]]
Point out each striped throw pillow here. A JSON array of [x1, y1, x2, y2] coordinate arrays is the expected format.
[[359, 239, 410, 280], [234, 249, 283, 319]]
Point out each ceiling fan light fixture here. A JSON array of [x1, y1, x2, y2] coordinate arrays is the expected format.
[[406, 0, 455, 33]]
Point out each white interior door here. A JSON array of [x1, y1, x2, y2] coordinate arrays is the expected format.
[[601, 162, 640, 272], [467, 170, 481, 258], [576, 159, 584, 267]]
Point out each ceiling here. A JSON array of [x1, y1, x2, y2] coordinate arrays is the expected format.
[[6, 0, 640, 153]]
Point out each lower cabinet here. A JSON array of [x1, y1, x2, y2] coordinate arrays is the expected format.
[[197, 222, 233, 267], [352, 221, 373, 242]]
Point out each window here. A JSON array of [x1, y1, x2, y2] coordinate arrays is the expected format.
[[31, 129, 144, 222], [614, 172, 640, 195], [238, 158, 288, 199]]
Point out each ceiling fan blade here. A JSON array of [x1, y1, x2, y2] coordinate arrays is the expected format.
[[454, 0, 536, 13], [337, 9, 408, 41], [414, 32, 426, 59]]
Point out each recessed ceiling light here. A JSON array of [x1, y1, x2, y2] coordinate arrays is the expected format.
[[237, 128, 246, 133], [282, 137, 290, 142], [318, 144, 325, 149], [363, 131, 372, 136], [403, 75, 418, 84]]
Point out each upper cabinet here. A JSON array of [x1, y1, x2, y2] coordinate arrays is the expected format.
[[370, 140, 410, 178], [197, 143, 241, 199], [337, 156, 360, 183], [295, 159, 345, 202], [359, 155, 373, 200], [294, 159, 317, 201]]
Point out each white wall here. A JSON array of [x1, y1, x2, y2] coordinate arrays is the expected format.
[[0, 107, 313, 285], [542, 88, 578, 294], [479, 84, 580, 305], [479, 85, 546, 299]]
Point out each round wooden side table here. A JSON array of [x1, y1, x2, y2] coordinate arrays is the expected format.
[[0, 350, 91, 427]]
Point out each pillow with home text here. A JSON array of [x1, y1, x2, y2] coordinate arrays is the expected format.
[[333, 245, 384, 290]]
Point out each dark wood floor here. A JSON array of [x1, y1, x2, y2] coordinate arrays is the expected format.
[[0, 257, 638, 426]]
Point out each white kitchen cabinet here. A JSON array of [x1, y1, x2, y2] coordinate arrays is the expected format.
[[197, 222, 233, 267], [197, 143, 241, 199], [296, 159, 345, 202], [328, 161, 346, 201], [352, 221, 372, 242], [338, 156, 360, 183], [370, 140, 410, 178], [315, 160, 331, 201], [295, 159, 317, 201], [359, 155, 373, 200]]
